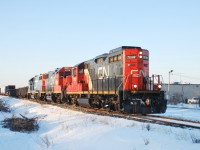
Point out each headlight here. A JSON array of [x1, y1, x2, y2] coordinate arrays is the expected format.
[[158, 85, 162, 88], [133, 84, 137, 88], [139, 56, 143, 58], [139, 52, 143, 54]]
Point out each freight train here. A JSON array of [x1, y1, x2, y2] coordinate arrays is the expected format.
[[7, 46, 168, 114]]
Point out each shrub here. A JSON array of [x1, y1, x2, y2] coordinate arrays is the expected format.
[[144, 138, 149, 145], [41, 135, 52, 148], [1, 114, 39, 133], [191, 134, 200, 144], [0, 100, 11, 112], [146, 124, 151, 131]]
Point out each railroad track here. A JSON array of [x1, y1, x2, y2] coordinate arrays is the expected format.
[[144, 115, 200, 129], [147, 114, 200, 124], [20, 98, 200, 130], [168, 105, 200, 110]]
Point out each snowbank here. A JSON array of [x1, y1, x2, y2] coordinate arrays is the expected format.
[[0, 96, 200, 150]]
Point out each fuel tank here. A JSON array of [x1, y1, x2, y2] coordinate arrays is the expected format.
[[77, 98, 91, 108]]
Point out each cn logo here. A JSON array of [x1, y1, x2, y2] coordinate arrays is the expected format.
[[98, 66, 109, 78], [131, 70, 146, 77]]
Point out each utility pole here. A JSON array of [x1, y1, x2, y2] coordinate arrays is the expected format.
[[168, 70, 173, 93]]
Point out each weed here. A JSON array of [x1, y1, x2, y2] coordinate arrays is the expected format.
[[0, 100, 11, 112], [143, 138, 149, 145], [1, 114, 39, 133], [190, 134, 200, 143], [146, 124, 150, 131], [41, 135, 52, 148], [175, 131, 188, 141]]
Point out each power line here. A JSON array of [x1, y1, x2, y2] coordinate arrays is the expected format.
[[172, 73, 200, 81]]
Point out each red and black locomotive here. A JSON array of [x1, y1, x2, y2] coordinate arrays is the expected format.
[[27, 46, 167, 114]]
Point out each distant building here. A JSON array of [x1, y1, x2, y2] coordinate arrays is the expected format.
[[162, 84, 200, 100]]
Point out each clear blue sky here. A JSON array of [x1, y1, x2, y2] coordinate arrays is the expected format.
[[0, 0, 200, 88]]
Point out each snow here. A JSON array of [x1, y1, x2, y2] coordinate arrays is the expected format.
[[155, 104, 200, 122], [0, 96, 200, 150]]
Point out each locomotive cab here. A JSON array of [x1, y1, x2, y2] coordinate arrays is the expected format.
[[122, 47, 166, 114], [123, 47, 146, 91], [63, 67, 72, 88], [67, 63, 88, 92]]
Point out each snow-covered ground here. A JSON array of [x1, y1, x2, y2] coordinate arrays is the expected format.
[[156, 103, 200, 122], [0, 96, 200, 150]]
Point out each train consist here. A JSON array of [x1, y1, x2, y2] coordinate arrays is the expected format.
[[4, 46, 167, 114]]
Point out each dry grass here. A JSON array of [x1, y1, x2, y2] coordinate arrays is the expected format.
[[1, 114, 39, 133], [0, 100, 11, 112], [143, 138, 150, 145], [190, 134, 200, 144], [142, 123, 151, 131], [146, 124, 151, 131], [41, 135, 52, 148]]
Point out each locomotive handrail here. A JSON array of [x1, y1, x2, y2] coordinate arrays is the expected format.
[[123, 74, 131, 91]]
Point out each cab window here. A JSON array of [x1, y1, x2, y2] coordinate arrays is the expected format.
[[64, 70, 71, 77], [84, 64, 90, 69], [143, 55, 149, 60]]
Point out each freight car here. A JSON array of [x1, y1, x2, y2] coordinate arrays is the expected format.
[[15, 87, 28, 98], [5, 85, 16, 97], [27, 46, 167, 114]]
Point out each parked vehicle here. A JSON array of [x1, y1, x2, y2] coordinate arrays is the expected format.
[[186, 97, 200, 104]]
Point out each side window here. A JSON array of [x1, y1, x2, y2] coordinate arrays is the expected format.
[[114, 56, 117, 62], [72, 68, 77, 77], [118, 54, 122, 61], [143, 55, 149, 61], [59, 72, 64, 78], [96, 58, 104, 63], [84, 64, 90, 69], [109, 54, 122, 63], [109, 57, 113, 63]]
